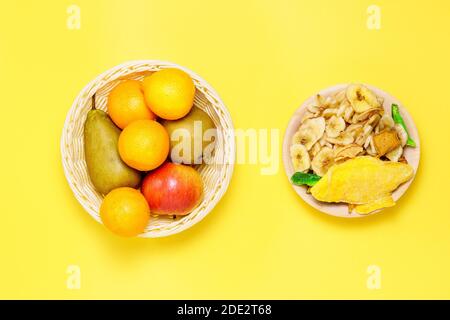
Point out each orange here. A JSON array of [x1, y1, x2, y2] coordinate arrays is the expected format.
[[142, 68, 195, 120], [100, 187, 150, 237], [118, 119, 169, 171], [107, 80, 156, 129]]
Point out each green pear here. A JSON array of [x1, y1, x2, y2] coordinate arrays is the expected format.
[[162, 107, 216, 164], [84, 109, 141, 194]]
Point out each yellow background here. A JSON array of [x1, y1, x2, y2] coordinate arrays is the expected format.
[[1, 0, 449, 299]]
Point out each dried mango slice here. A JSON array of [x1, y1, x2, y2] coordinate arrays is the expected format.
[[354, 195, 395, 215], [310, 156, 413, 205]]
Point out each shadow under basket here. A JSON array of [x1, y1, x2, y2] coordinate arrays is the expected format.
[[61, 60, 235, 237]]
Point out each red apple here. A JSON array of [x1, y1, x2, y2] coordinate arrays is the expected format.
[[141, 162, 203, 215]]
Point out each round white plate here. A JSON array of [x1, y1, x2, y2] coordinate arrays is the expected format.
[[282, 84, 420, 218]]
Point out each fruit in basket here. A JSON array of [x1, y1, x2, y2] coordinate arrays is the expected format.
[[118, 119, 169, 171], [84, 109, 141, 194], [142, 68, 195, 120], [107, 80, 156, 129], [162, 107, 216, 164], [100, 187, 150, 237], [141, 162, 203, 215]]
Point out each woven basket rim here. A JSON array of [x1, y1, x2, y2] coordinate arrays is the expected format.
[[61, 60, 235, 237]]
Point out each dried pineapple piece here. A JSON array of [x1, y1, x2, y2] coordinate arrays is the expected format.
[[310, 156, 413, 205], [373, 129, 400, 156]]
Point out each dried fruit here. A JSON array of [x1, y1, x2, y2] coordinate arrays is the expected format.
[[354, 195, 395, 214], [290, 144, 311, 172], [367, 135, 377, 156], [366, 113, 381, 127], [293, 117, 326, 150], [356, 125, 373, 146], [310, 156, 414, 205], [327, 131, 354, 146], [346, 84, 381, 113], [336, 102, 348, 117], [307, 105, 320, 113], [373, 129, 400, 156], [377, 114, 395, 132], [346, 123, 363, 135], [334, 144, 363, 161], [334, 90, 346, 103], [292, 85, 414, 180], [386, 145, 403, 162], [301, 111, 316, 123], [326, 116, 346, 138], [322, 108, 338, 118], [352, 108, 381, 123], [394, 124, 408, 147], [309, 142, 322, 158], [311, 147, 335, 176], [343, 106, 355, 123]]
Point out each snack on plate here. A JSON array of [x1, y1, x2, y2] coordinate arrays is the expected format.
[[310, 156, 413, 214], [290, 84, 417, 215]]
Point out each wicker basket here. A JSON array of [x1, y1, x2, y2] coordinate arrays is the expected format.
[[61, 60, 235, 237]]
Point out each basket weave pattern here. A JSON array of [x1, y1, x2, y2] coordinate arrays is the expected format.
[[61, 61, 235, 237]]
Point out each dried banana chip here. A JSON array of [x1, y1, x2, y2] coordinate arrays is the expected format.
[[309, 142, 322, 158], [327, 131, 354, 146], [336, 102, 347, 118], [386, 145, 403, 162], [301, 111, 316, 123], [363, 134, 372, 149], [334, 144, 363, 160], [394, 123, 408, 147], [352, 108, 382, 123], [322, 108, 338, 118], [315, 94, 325, 107], [343, 105, 355, 123], [355, 125, 373, 146], [377, 114, 395, 132], [307, 105, 319, 113], [334, 90, 347, 103], [294, 117, 326, 150], [366, 114, 381, 128], [311, 147, 335, 176], [290, 144, 311, 172], [346, 84, 381, 113], [326, 116, 346, 138], [368, 135, 377, 155], [346, 123, 363, 133]]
